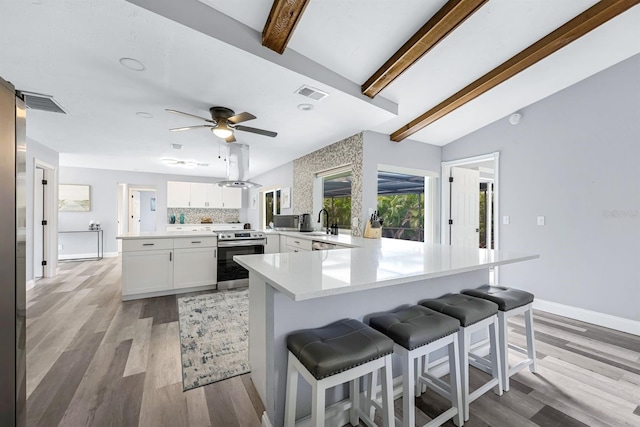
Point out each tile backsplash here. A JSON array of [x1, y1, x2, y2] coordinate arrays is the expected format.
[[167, 208, 240, 224]]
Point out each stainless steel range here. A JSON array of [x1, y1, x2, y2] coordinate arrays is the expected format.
[[217, 230, 266, 289]]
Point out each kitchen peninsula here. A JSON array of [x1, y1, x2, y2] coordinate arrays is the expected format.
[[235, 238, 539, 426]]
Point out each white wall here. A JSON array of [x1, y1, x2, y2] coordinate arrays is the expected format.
[[442, 53, 640, 322], [26, 138, 59, 284], [58, 166, 224, 256], [138, 191, 156, 233], [241, 161, 294, 229]]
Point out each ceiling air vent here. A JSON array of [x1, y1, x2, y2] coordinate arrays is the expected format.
[[294, 85, 328, 101], [19, 91, 67, 114]]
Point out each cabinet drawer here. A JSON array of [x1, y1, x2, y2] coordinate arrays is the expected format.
[[286, 237, 312, 251], [173, 237, 217, 249], [122, 238, 173, 252]]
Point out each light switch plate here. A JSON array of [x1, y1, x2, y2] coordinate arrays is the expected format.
[[537, 216, 545, 226], [502, 216, 510, 225], [352, 217, 359, 227]]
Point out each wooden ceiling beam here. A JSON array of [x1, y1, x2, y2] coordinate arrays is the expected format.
[[391, 0, 640, 142], [262, 0, 311, 54], [362, 0, 488, 98]]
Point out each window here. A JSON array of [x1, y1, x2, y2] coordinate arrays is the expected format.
[[318, 166, 352, 230], [377, 171, 426, 242]]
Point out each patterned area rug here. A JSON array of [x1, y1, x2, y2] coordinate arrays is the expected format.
[[177, 288, 250, 390]]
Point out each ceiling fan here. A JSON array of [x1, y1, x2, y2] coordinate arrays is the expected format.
[[166, 106, 277, 143]]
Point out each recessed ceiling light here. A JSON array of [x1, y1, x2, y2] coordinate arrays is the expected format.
[[119, 57, 145, 71], [136, 111, 153, 118], [170, 143, 183, 150], [297, 103, 314, 111]]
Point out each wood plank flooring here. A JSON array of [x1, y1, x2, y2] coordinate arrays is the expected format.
[[26, 258, 640, 426]]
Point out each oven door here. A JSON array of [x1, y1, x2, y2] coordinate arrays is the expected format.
[[217, 239, 265, 289]]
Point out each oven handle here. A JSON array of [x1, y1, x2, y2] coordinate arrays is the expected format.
[[217, 239, 266, 247]]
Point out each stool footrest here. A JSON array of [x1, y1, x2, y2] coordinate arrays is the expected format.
[[509, 358, 534, 376], [508, 343, 528, 355], [468, 378, 501, 403], [423, 407, 459, 427], [418, 373, 452, 400]]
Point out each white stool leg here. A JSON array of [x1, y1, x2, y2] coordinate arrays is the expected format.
[[525, 306, 538, 373], [311, 382, 325, 427], [401, 349, 415, 427], [458, 327, 470, 422], [498, 310, 510, 391], [415, 355, 423, 396], [284, 353, 299, 427], [366, 371, 377, 421], [449, 336, 463, 427], [489, 316, 503, 397], [381, 354, 395, 427], [349, 379, 360, 426]]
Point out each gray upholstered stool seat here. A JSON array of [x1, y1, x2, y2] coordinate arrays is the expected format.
[[285, 319, 395, 426], [369, 306, 464, 426], [462, 285, 533, 311], [368, 305, 460, 350], [419, 293, 499, 326], [419, 293, 503, 422], [462, 285, 538, 392], [287, 318, 394, 380]]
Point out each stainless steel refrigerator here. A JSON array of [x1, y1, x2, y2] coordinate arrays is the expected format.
[[0, 76, 26, 426]]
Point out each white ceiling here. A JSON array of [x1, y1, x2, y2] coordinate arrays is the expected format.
[[1, 0, 639, 178]]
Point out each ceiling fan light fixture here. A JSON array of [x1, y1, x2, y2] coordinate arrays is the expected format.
[[212, 121, 233, 139]]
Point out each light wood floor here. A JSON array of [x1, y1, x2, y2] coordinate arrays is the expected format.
[[26, 258, 640, 426]]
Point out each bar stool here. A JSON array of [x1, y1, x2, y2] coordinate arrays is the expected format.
[[284, 318, 395, 427], [369, 305, 463, 427], [420, 294, 502, 422], [462, 285, 537, 391]]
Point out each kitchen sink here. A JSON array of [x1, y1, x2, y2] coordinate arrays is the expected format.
[[304, 232, 331, 236]]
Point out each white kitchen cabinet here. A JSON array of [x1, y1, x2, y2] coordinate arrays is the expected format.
[[286, 236, 312, 252], [265, 235, 280, 254], [122, 248, 174, 296], [190, 183, 208, 208], [279, 235, 288, 252], [167, 181, 191, 208], [205, 184, 223, 208], [222, 187, 242, 209], [174, 246, 217, 289], [121, 236, 217, 299]]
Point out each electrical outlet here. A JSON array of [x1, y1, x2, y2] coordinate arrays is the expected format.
[[502, 216, 510, 225], [58, 244, 63, 250], [537, 216, 545, 226], [352, 217, 359, 227]]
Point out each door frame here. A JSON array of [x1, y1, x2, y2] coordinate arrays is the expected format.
[[32, 158, 57, 283], [441, 152, 500, 281]]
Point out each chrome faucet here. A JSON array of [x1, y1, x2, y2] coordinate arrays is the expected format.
[[318, 208, 330, 234]]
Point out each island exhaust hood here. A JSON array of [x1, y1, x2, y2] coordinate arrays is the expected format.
[[217, 143, 261, 189]]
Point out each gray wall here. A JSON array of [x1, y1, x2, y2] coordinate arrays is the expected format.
[[241, 161, 294, 229], [362, 130, 442, 234], [442, 53, 640, 321], [58, 166, 227, 255], [26, 138, 59, 283]]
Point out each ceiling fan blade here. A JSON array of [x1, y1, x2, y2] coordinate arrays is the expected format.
[[225, 134, 236, 143], [234, 125, 277, 138], [169, 125, 213, 132], [165, 109, 215, 123], [228, 112, 256, 124]]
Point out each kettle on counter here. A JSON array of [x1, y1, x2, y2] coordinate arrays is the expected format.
[[299, 213, 313, 232]]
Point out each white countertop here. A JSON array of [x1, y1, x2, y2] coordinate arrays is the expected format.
[[266, 229, 362, 247], [234, 239, 539, 301], [117, 231, 218, 239]]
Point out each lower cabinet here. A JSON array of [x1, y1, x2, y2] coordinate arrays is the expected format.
[[121, 237, 217, 299], [174, 247, 217, 289], [285, 236, 312, 253], [122, 249, 174, 295], [265, 235, 280, 254]]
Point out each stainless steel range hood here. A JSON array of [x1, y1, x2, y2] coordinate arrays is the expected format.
[[217, 143, 261, 189]]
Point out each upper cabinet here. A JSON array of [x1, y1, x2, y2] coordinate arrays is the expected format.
[[167, 181, 242, 209], [167, 182, 191, 208]]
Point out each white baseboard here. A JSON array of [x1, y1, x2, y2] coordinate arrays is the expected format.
[[534, 299, 640, 336], [58, 252, 118, 260], [261, 412, 273, 427], [26, 279, 35, 291]]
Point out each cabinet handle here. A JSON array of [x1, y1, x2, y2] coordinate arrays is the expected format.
[[294, 240, 300, 244], [191, 241, 201, 244], [214, 249, 217, 257], [142, 243, 155, 246], [170, 252, 172, 261]]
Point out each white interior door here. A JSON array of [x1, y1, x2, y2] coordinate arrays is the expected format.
[[450, 167, 480, 248], [129, 190, 141, 233], [34, 167, 44, 279]]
